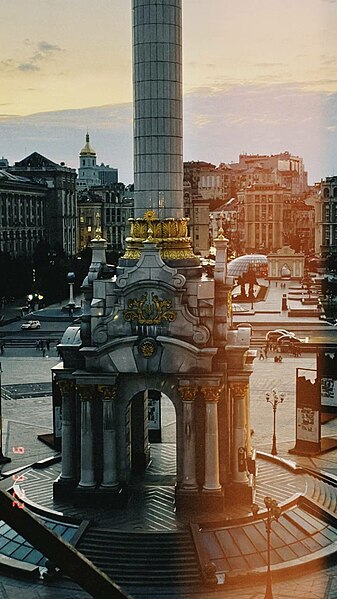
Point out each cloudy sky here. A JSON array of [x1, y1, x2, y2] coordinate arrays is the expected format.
[[1, 0, 337, 183]]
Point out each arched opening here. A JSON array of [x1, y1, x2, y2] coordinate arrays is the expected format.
[[281, 263, 291, 277], [128, 389, 177, 483]]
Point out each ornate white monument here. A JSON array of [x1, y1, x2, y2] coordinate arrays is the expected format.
[[53, 0, 256, 513]]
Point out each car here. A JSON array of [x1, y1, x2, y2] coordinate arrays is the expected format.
[[265, 329, 296, 341], [21, 320, 41, 330], [277, 334, 302, 344], [232, 303, 250, 312]]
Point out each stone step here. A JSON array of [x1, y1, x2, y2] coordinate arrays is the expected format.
[[77, 527, 201, 587]]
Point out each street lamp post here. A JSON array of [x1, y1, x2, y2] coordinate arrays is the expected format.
[[251, 496, 282, 599], [266, 389, 285, 456], [0, 362, 11, 464]]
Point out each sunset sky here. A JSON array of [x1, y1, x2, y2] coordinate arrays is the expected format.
[[1, 0, 337, 183]]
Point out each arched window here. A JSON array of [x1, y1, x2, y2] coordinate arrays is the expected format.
[[323, 188, 329, 198], [333, 187, 337, 198]]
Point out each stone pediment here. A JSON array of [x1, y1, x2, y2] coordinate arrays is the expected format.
[[81, 335, 217, 374], [116, 245, 186, 290]]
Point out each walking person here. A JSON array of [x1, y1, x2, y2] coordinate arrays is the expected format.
[[259, 348, 264, 360]]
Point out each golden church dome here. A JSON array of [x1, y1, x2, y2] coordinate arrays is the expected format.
[[80, 133, 96, 156]]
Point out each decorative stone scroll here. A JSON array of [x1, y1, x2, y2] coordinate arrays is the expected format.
[[177, 387, 198, 402], [200, 386, 223, 402], [98, 385, 117, 401], [229, 382, 249, 400], [57, 380, 73, 396], [76, 384, 96, 401]]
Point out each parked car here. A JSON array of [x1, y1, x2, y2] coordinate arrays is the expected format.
[[265, 329, 296, 341], [277, 334, 302, 345], [232, 303, 250, 313], [21, 320, 41, 330]]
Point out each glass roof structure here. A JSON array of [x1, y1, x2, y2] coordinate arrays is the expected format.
[[227, 254, 268, 276]]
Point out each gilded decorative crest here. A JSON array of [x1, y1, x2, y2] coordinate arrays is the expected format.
[[124, 292, 176, 325], [139, 338, 156, 358], [144, 210, 156, 221]]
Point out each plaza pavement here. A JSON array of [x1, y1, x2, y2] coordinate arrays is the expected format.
[[1, 286, 337, 597]]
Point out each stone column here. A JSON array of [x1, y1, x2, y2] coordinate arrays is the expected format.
[[132, 0, 183, 218], [201, 387, 222, 491], [230, 383, 249, 483], [98, 385, 119, 488], [57, 380, 76, 482], [177, 386, 198, 490], [77, 385, 96, 488]]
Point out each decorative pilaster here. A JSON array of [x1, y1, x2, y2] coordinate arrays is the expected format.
[[57, 380, 76, 482], [77, 384, 96, 488], [230, 383, 249, 483], [201, 387, 222, 491], [177, 386, 198, 490], [98, 385, 119, 488]]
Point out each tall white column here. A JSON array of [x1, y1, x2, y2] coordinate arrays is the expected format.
[[230, 383, 249, 484], [99, 385, 119, 488], [178, 387, 198, 490], [78, 385, 96, 488], [58, 380, 76, 482], [202, 387, 222, 491], [132, 0, 183, 218]]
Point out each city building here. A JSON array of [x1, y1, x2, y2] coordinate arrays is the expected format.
[[0, 170, 46, 256], [238, 183, 291, 253], [9, 152, 77, 257], [315, 176, 337, 255], [77, 184, 133, 253], [77, 132, 119, 191]]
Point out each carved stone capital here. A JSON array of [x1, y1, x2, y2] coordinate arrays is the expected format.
[[57, 380, 74, 397], [229, 382, 249, 400], [200, 386, 223, 402], [177, 386, 198, 402], [98, 385, 117, 401], [76, 384, 97, 402]]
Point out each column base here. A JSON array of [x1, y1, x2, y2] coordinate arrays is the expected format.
[[201, 488, 224, 513], [73, 485, 128, 508], [53, 476, 128, 507], [175, 487, 199, 512], [53, 476, 77, 501], [225, 481, 255, 506], [176, 486, 224, 514]]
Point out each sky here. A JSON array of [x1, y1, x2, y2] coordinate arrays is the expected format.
[[1, 0, 337, 184]]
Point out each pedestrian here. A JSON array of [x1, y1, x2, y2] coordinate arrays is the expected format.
[[259, 348, 264, 360], [46, 339, 50, 351], [0, 342, 4, 355], [42, 347, 46, 358], [264, 345, 268, 359], [35, 340, 39, 351]]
